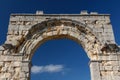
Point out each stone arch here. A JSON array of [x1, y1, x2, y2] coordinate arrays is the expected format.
[[0, 12, 120, 80], [18, 19, 102, 61]]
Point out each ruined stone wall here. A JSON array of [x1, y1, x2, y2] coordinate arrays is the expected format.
[[0, 11, 119, 80]]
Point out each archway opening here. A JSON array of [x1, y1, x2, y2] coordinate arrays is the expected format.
[[31, 39, 91, 80]]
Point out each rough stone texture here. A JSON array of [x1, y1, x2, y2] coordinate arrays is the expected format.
[[0, 11, 120, 80]]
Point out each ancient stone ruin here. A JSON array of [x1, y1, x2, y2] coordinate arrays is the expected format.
[[0, 11, 120, 80]]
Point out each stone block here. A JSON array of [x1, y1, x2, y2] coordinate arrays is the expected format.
[[46, 32, 53, 36], [100, 65, 104, 71], [4, 62, 11, 67], [1, 67, 7, 72], [94, 28, 103, 32], [112, 75, 120, 80], [23, 31, 29, 36], [98, 56, 109, 60], [7, 30, 14, 35], [52, 31, 57, 35], [22, 67, 29, 72], [113, 66, 120, 71], [14, 56, 23, 61], [104, 66, 113, 71], [0, 51, 3, 55], [62, 30, 68, 35], [4, 73, 11, 78], [19, 78, 27, 80], [2, 56, 14, 61], [8, 67, 14, 73], [10, 16, 19, 21], [113, 71, 120, 76], [37, 36, 43, 41], [107, 61, 118, 66], [19, 25, 32, 31], [26, 72, 29, 77], [80, 10, 88, 14], [0, 62, 4, 67], [14, 31, 19, 35], [3, 50, 10, 55], [117, 55, 120, 60], [20, 72, 26, 78], [12, 62, 21, 67], [36, 11, 44, 14], [0, 56, 22, 61], [22, 62, 29, 66], [5, 40, 20, 47], [0, 78, 7, 80], [90, 61, 101, 80], [98, 55, 118, 61], [8, 25, 19, 31], [109, 55, 118, 60]]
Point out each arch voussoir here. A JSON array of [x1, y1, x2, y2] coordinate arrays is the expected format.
[[19, 19, 103, 61]]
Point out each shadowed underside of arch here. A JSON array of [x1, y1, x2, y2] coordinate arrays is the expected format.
[[18, 19, 103, 60]]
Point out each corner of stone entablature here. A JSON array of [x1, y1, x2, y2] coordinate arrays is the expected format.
[[0, 45, 5, 51], [2, 44, 15, 50], [101, 43, 119, 53], [0, 45, 9, 55]]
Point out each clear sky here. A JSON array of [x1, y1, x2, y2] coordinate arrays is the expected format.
[[0, 0, 120, 80]]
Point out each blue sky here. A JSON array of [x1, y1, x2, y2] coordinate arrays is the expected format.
[[0, 0, 120, 80]]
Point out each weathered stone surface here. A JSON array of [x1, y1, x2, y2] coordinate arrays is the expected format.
[[1, 67, 7, 72], [20, 72, 26, 78], [0, 11, 119, 80], [0, 62, 3, 67], [113, 66, 120, 71], [90, 61, 101, 80], [12, 62, 21, 67], [0, 56, 22, 61], [104, 66, 113, 71], [100, 65, 104, 71], [22, 62, 29, 66], [22, 67, 29, 72], [4, 73, 11, 78], [98, 55, 118, 61]]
